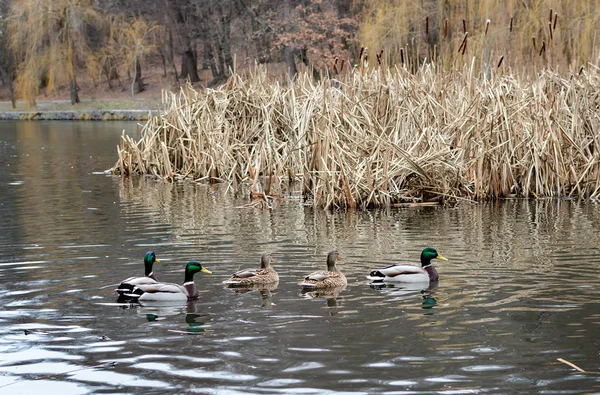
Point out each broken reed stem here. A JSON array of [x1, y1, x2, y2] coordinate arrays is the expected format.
[[110, 66, 600, 209], [556, 358, 600, 375]]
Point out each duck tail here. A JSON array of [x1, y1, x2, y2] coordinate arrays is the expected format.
[[115, 283, 135, 296], [116, 286, 144, 302], [368, 270, 385, 279]]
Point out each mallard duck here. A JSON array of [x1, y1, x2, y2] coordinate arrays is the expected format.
[[299, 250, 347, 289], [367, 247, 447, 283], [223, 252, 279, 287], [115, 251, 160, 297], [126, 261, 212, 302]]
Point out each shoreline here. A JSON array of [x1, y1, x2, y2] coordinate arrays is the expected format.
[[0, 109, 158, 121]]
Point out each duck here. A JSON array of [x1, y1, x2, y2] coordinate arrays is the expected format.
[[115, 251, 160, 298], [223, 252, 279, 287], [367, 247, 447, 283], [299, 250, 347, 289], [125, 261, 212, 302]]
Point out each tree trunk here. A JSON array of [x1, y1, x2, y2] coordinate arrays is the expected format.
[[131, 57, 137, 98], [204, 40, 219, 77], [0, 68, 15, 108], [218, 2, 234, 74], [180, 48, 200, 82], [69, 77, 79, 105], [135, 58, 144, 93], [174, 4, 200, 83], [283, 0, 297, 80], [9, 79, 15, 109], [301, 48, 320, 81], [166, 29, 179, 79]]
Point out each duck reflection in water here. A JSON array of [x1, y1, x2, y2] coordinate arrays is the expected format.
[[142, 301, 212, 334], [300, 285, 345, 314], [369, 281, 439, 314], [224, 282, 279, 309]]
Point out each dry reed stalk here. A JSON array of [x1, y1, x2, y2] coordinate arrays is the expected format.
[[110, 65, 600, 208], [556, 358, 600, 375]]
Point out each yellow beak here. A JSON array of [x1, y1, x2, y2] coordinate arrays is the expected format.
[[271, 258, 277, 263], [201, 267, 213, 274], [155, 259, 160, 263], [436, 254, 448, 261]]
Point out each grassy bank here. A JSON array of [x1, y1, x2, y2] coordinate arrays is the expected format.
[[0, 97, 161, 112], [110, 66, 600, 208]]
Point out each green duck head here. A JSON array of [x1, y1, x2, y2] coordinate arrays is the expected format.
[[420, 248, 448, 267], [143, 251, 160, 276], [184, 261, 213, 283]]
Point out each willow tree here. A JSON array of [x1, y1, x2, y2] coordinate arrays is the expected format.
[[114, 16, 163, 98], [7, 0, 101, 105]]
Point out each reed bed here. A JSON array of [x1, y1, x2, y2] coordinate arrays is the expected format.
[[110, 66, 600, 209]]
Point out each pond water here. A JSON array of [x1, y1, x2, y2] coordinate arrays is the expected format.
[[0, 121, 599, 394]]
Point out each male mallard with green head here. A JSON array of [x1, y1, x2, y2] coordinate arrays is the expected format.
[[299, 250, 347, 289], [367, 247, 448, 283], [116, 251, 160, 298], [126, 261, 212, 302], [223, 252, 279, 287]]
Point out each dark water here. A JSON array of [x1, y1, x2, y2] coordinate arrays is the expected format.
[[0, 121, 599, 394]]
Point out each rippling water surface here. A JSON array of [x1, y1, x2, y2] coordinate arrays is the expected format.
[[0, 121, 599, 394]]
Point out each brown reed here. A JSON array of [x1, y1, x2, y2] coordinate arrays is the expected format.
[[110, 65, 600, 209]]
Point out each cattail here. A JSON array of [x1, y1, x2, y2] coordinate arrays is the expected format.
[[539, 41, 546, 56], [553, 13, 558, 30], [485, 19, 490, 36], [340, 59, 345, 72], [400, 48, 405, 65], [548, 22, 553, 40], [497, 55, 504, 68], [463, 19, 466, 33], [458, 32, 468, 54], [359, 47, 364, 60], [444, 19, 448, 37], [579, 65, 584, 75], [510, 17, 513, 32], [549, 9, 553, 23], [426, 16, 429, 35], [532, 37, 537, 51]]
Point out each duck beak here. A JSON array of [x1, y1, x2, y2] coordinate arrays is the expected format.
[[271, 258, 277, 263], [436, 254, 448, 261], [337, 255, 343, 261], [155, 259, 160, 263], [201, 267, 213, 274]]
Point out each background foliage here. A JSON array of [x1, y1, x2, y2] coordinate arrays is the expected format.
[[0, 0, 599, 107]]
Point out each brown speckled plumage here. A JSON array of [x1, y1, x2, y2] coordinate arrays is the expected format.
[[299, 250, 347, 289], [223, 252, 279, 287]]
